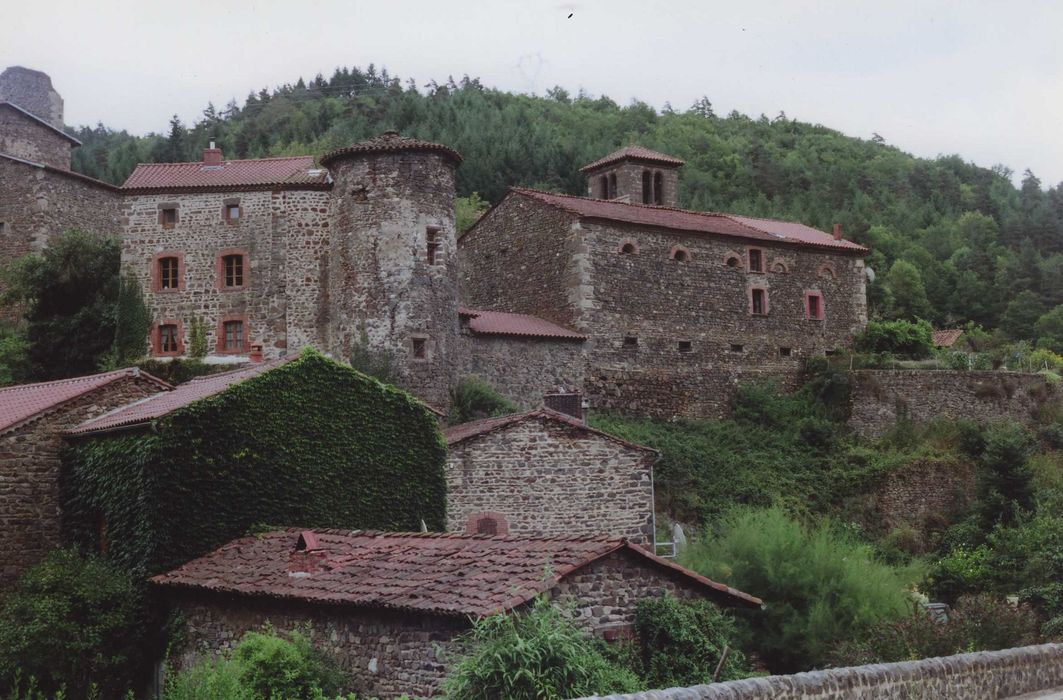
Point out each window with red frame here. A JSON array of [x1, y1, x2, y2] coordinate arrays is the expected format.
[[807, 292, 824, 320], [159, 324, 179, 353], [158, 257, 179, 290], [748, 248, 764, 273], [751, 288, 767, 315], [222, 254, 245, 287], [223, 320, 244, 351]]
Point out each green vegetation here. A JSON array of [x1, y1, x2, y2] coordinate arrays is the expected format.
[[0, 550, 149, 700], [854, 319, 935, 358], [448, 375, 520, 425], [441, 597, 639, 699], [62, 349, 447, 575], [104, 271, 151, 369]]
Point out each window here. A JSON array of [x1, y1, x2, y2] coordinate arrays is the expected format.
[[780, 347, 793, 357], [725, 255, 741, 268], [0, 222, 7, 235], [619, 242, 637, 255], [223, 201, 241, 223], [730, 344, 744, 353], [159, 324, 179, 353], [750, 288, 768, 315], [222, 254, 244, 287], [806, 291, 825, 320], [642, 170, 652, 204], [477, 518, 498, 536], [772, 261, 788, 273], [670, 246, 690, 262], [412, 337, 427, 359], [818, 263, 837, 280], [608, 173, 617, 199], [677, 340, 692, 353], [158, 257, 179, 290], [465, 512, 509, 536], [160, 206, 177, 228], [223, 320, 244, 351], [748, 248, 764, 273], [654, 171, 664, 205], [599, 175, 609, 199], [426, 227, 441, 265], [623, 335, 638, 348]]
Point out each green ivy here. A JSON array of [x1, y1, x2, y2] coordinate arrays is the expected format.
[[62, 348, 447, 575]]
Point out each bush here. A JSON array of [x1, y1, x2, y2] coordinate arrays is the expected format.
[[681, 507, 916, 672], [0, 550, 148, 700], [925, 544, 993, 603], [975, 423, 1035, 530], [136, 358, 230, 385], [448, 375, 519, 425], [631, 596, 749, 687], [854, 319, 934, 358], [441, 597, 640, 699]]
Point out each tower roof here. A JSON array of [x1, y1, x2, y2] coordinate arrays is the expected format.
[[319, 131, 463, 167], [579, 146, 685, 173]]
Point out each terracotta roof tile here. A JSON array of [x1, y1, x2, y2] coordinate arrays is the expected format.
[[459, 307, 586, 340], [507, 188, 867, 253], [580, 146, 685, 172], [444, 407, 656, 455], [932, 329, 965, 348], [66, 358, 295, 435], [320, 131, 462, 167], [0, 369, 172, 434], [122, 156, 329, 191], [151, 528, 761, 615]]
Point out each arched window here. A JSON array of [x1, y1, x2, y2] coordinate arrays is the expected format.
[[725, 255, 742, 268], [608, 173, 617, 199], [772, 261, 789, 274], [599, 175, 609, 199], [670, 246, 690, 262], [817, 263, 837, 280], [617, 238, 639, 254], [642, 170, 652, 204], [654, 171, 664, 205], [465, 512, 509, 536]]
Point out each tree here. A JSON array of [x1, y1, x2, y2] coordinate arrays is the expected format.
[[455, 192, 490, 233], [105, 271, 150, 368], [1000, 290, 1047, 341], [976, 423, 1034, 531], [885, 260, 931, 320], [1035, 305, 1063, 353]]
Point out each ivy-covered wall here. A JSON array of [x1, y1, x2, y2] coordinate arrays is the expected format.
[[61, 349, 447, 574]]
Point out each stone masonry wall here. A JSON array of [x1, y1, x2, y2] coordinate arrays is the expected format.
[[446, 416, 655, 542], [0, 158, 121, 263], [584, 161, 680, 208], [849, 370, 1056, 438], [0, 375, 162, 588], [168, 591, 467, 699], [0, 107, 72, 170], [0, 66, 65, 129], [121, 188, 330, 359], [576, 643, 1063, 700], [461, 332, 585, 408]]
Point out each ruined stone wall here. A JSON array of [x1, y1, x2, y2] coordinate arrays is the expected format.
[[0, 107, 72, 170], [121, 188, 330, 359], [867, 458, 975, 543], [457, 194, 581, 328], [326, 152, 460, 409], [0, 66, 64, 129], [0, 376, 163, 589], [460, 331, 585, 408], [583, 161, 680, 207], [0, 157, 121, 263], [168, 591, 466, 699], [576, 643, 1063, 700], [445, 416, 655, 542], [848, 370, 1056, 438]]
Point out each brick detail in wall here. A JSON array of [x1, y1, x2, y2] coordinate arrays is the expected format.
[[574, 643, 1063, 700], [0, 377, 162, 589], [445, 416, 655, 543], [848, 370, 1058, 438]]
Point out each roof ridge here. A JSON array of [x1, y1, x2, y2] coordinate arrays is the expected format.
[[131, 154, 317, 168], [0, 368, 132, 395]]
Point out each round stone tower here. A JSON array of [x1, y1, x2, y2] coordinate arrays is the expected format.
[[321, 132, 463, 410]]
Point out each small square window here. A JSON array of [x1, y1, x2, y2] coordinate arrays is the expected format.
[[730, 344, 744, 353], [159, 324, 179, 353], [223, 320, 244, 351], [751, 288, 767, 315], [825, 349, 838, 357], [780, 347, 792, 357], [748, 248, 763, 273], [0, 222, 7, 235], [623, 335, 638, 348], [224, 203, 241, 223], [160, 207, 177, 228], [677, 340, 692, 353], [223, 254, 245, 287], [412, 337, 427, 359]]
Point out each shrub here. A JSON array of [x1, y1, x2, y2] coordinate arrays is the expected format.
[[0, 550, 148, 700], [975, 423, 1034, 530], [681, 507, 915, 672], [187, 317, 208, 360], [448, 375, 519, 425], [136, 358, 229, 385], [441, 597, 640, 699], [925, 544, 993, 603], [631, 596, 749, 687], [106, 271, 150, 368], [853, 319, 934, 358]]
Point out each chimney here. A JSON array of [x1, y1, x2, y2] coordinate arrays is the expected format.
[[832, 223, 843, 240], [543, 390, 585, 423], [249, 342, 263, 363], [203, 141, 222, 166]]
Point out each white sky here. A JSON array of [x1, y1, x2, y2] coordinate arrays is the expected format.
[[3, 0, 1061, 186]]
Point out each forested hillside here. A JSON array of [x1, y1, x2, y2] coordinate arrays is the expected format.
[[66, 63, 1063, 337]]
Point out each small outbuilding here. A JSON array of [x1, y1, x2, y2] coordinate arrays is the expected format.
[[444, 406, 657, 543], [153, 528, 761, 698]]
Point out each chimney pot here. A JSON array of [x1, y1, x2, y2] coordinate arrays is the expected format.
[[832, 223, 843, 240], [203, 146, 223, 166]]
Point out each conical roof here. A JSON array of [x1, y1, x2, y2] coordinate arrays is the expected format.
[[579, 145, 684, 173]]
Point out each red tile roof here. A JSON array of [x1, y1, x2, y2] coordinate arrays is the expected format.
[[459, 307, 586, 340], [151, 528, 761, 615], [0, 101, 81, 145], [0, 369, 172, 435], [320, 131, 463, 167], [445, 407, 655, 455], [580, 146, 685, 172], [122, 156, 330, 192], [932, 329, 965, 348], [66, 358, 294, 436], [502, 188, 867, 253]]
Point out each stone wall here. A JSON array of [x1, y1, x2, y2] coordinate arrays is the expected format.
[[849, 370, 1056, 438], [870, 457, 975, 540], [0, 157, 121, 262], [120, 188, 330, 360], [0, 375, 162, 588], [461, 331, 585, 408], [575, 643, 1063, 700], [0, 66, 64, 129], [583, 161, 680, 207], [0, 107, 72, 170], [445, 415, 655, 542]]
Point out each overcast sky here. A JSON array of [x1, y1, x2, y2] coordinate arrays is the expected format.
[[3, 0, 1061, 186]]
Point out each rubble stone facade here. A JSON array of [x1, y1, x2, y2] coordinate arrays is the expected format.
[[0, 66, 64, 128], [459, 332, 585, 409]]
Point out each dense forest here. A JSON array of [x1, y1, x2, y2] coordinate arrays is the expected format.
[[66, 64, 1063, 340]]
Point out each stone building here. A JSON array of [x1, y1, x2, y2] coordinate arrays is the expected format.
[[445, 406, 656, 543], [459, 146, 869, 418], [0, 368, 171, 588], [153, 528, 761, 698]]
